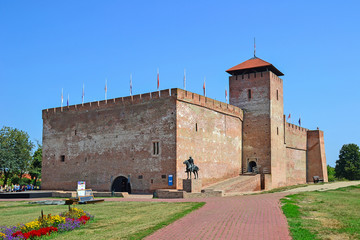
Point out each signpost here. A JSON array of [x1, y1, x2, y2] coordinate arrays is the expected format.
[[77, 181, 86, 197], [77, 181, 85, 190], [65, 181, 104, 205]]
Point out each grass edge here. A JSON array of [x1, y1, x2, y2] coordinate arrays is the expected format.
[[127, 201, 206, 240], [280, 194, 318, 240]]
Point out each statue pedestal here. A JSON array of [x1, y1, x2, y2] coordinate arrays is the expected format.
[[183, 179, 202, 193]]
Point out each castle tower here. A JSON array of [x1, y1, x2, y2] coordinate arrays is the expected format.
[[226, 57, 285, 182]]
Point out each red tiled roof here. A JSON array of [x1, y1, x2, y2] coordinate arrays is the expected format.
[[226, 57, 284, 76]]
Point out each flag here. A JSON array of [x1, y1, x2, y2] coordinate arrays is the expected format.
[[130, 74, 133, 96], [82, 83, 85, 105], [298, 117, 301, 126], [157, 68, 159, 91], [67, 94, 69, 107], [61, 88, 64, 107], [203, 77, 206, 96], [287, 113, 291, 121], [225, 89, 228, 103], [183, 69, 186, 90], [105, 79, 107, 101]]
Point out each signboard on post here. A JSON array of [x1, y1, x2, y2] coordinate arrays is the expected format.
[[168, 175, 173, 186], [77, 181, 86, 196], [78, 181, 85, 190]]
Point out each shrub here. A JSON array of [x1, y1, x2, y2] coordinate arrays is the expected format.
[[327, 165, 336, 182], [11, 176, 20, 185], [19, 178, 31, 185]]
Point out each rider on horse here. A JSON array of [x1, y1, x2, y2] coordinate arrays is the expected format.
[[184, 156, 199, 179], [188, 156, 194, 171]]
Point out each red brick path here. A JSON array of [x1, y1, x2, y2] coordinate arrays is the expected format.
[[142, 193, 291, 240]]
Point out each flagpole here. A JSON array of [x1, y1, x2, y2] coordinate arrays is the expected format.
[[184, 69, 186, 90], [105, 78, 107, 103], [203, 76, 206, 97], [61, 88, 63, 112], [225, 88, 228, 103], [254, 37, 256, 57], [130, 74, 132, 96], [82, 83, 84, 106], [157, 68, 159, 92], [67, 94, 69, 108]]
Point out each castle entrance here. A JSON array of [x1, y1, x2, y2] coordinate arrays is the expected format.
[[111, 176, 131, 193], [248, 161, 257, 173]]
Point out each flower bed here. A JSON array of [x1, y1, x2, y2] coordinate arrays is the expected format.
[[0, 207, 94, 240]]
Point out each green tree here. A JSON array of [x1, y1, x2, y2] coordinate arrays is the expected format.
[[0, 126, 34, 186], [327, 165, 336, 182], [29, 144, 42, 185], [335, 143, 360, 180]]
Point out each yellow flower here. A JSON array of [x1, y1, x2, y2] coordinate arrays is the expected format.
[[0, 232, 6, 238], [21, 220, 41, 231]]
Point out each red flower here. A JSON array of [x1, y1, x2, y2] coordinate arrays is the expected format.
[[77, 215, 90, 224], [12, 226, 58, 239]]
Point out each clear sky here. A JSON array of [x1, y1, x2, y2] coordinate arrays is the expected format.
[[1, 1, 359, 167]]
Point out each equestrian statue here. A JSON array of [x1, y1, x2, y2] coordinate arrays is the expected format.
[[183, 156, 199, 179]]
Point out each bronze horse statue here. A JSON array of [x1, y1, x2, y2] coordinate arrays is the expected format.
[[183, 157, 199, 179]]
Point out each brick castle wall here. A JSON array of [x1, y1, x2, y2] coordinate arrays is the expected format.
[[42, 88, 243, 192], [42, 90, 177, 192], [175, 89, 243, 188], [307, 130, 328, 182], [284, 122, 308, 186], [269, 72, 286, 188], [229, 71, 271, 174]]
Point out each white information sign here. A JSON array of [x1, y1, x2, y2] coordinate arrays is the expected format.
[[77, 181, 86, 190]]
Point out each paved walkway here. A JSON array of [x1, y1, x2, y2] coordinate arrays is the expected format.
[[144, 193, 290, 240], [283, 180, 360, 193]]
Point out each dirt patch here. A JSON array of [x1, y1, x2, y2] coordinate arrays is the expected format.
[[319, 218, 342, 229], [308, 212, 342, 229], [321, 233, 350, 240]]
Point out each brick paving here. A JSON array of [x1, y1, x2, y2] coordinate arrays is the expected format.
[[141, 193, 291, 240]]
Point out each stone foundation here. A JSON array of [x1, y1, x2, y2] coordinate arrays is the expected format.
[[183, 179, 202, 193]]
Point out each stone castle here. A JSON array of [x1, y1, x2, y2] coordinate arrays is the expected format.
[[41, 57, 328, 193]]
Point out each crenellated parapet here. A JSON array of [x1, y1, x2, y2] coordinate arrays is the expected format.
[[285, 122, 308, 132], [42, 88, 243, 121], [174, 89, 243, 120]]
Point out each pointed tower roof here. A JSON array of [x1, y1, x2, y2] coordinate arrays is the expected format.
[[226, 57, 284, 76]]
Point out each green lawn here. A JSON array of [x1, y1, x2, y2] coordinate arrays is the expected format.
[[0, 200, 205, 239], [281, 185, 360, 240]]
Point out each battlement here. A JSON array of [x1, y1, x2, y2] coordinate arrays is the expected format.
[[42, 88, 243, 120], [174, 89, 243, 120], [229, 70, 283, 83], [285, 122, 308, 132], [270, 71, 283, 83]]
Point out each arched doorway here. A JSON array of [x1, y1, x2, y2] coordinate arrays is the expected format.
[[111, 176, 131, 193], [248, 161, 257, 173]]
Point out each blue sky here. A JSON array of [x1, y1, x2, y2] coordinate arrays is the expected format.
[[1, 1, 359, 167]]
